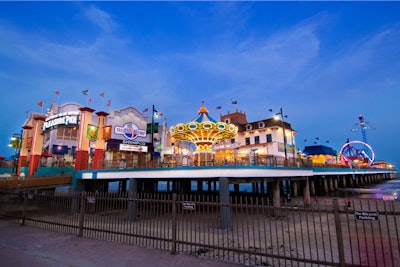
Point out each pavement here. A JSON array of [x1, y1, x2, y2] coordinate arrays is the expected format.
[[0, 220, 243, 267]]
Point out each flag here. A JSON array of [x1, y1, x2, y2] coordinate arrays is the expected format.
[[268, 109, 273, 112], [99, 92, 104, 97], [88, 98, 92, 103], [55, 91, 60, 95], [216, 106, 222, 110], [231, 100, 237, 104], [106, 100, 111, 107], [37, 101, 43, 107], [158, 113, 163, 117], [82, 90, 89, 95], [142, 108, 149, 113]]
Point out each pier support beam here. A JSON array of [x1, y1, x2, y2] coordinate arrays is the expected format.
[[127, 178, 138, 221], [303, 177, 311, 207], [310, 178, 315, 196], [219, 177, 231, 229], [323, 176, 329, 193], [342, 175, 347, 189], [272, 179, 281, 216], [292, 181, 298, 197]]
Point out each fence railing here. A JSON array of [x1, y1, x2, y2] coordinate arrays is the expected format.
[[1, 190, 399, 266]]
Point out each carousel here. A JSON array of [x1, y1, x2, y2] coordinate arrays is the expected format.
[[170, 102, 238, 166]]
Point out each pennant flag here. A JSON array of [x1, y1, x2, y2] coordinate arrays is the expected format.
[[268, 109, 273, 112], [106, 99, 111, 107], [157, 113, 163, 117], [37, 101, 43, 107], [216, 106, 222, 110], [55, 91, 60, 95], [231, 100, 237, 104], [99, 92, 104, 97], [142, 108, 149, 113], [88, 98, 92, 103], [82, 90, 89, 96]]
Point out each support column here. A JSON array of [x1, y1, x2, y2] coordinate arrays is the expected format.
[[272, 179, 281, 216], [28, 115, 46, 177], [310, 178, 315, 196], [93, 111, 109, 170], [334, 176, 339, 190], [303, 176, 311, 207], [75, 107, 95, 171], [292, 180, 299, 197], [349, 175, 354, 187], [128, 178, 138, 221], [219, 177, 231, 229], [323, 176, 329, 193], [18, 125, 32, 175], [342, 175, 347, 189], [328, 176, 334, 192]]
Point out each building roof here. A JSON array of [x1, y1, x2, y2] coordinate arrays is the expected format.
[[303, 145, 337, 156]]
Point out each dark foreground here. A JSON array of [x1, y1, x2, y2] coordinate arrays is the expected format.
[[0, 220, 241, 267]]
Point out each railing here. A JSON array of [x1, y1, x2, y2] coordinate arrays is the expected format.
[[1, 190, 399, 266]]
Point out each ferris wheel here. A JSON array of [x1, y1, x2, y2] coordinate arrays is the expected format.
[[339, 140, 375, 166]]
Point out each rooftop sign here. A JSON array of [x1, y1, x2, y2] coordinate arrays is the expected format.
[[43, 111, 80, 131]]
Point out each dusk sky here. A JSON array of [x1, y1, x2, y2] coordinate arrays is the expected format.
[[1, 2, 399, 169]]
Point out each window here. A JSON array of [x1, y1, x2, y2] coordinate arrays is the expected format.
[[230, 138, 235, 144], [266, 134, 272, 143], [254, 136, 260, 144], [246, 124, 252, 130], [259, 122, 264, 128], [57, 127, 78, 141], [245, 137, 250, 145]]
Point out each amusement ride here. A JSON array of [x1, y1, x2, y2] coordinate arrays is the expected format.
[[169, 102, 238, 166], [339, 115, 376, 166]]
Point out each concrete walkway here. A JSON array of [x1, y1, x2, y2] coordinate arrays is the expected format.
[[0, 220, 243, 267]]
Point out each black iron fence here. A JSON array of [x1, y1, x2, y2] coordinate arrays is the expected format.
[[1, 190, 399, 266]]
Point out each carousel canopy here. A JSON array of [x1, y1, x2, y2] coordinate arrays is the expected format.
[[170, 102, 238, 154]]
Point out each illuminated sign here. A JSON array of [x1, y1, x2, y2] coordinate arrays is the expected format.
[[43, 111, 79, 131], [115, 122, 146, 140], [119, 144, 148, 152]]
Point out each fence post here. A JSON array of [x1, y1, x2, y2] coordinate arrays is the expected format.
[[171, 192, 177, 255], [21, 190, 27, 226], [333, 199, 345, 267], [78, 191, 86, 237]]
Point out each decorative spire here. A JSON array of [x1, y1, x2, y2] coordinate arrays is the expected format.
[[198, 101, 209, 114]]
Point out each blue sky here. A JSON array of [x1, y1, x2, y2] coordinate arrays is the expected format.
[[1, 2, 399, 169]]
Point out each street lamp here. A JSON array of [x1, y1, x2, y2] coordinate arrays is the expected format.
[[151, 104, 157, 161], [272, 108, 288, 166]]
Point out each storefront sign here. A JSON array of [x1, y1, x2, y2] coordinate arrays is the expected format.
[[115, 122, 146, 140], [122, 140, 147, 146], [43, 111, 80, 131], [119, 144, 148, 152]]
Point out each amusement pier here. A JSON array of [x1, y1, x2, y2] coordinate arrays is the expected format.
[[0, 101, 396, 207], [1, 101, 399, 267]]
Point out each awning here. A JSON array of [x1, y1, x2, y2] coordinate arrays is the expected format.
[[41, 152, 53, 157]]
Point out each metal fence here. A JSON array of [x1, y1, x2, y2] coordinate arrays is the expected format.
[[1, 190, 399, 266]]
